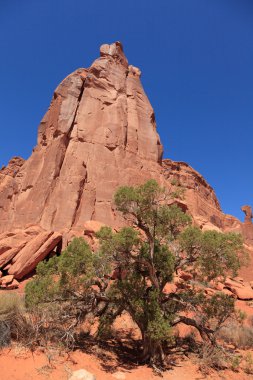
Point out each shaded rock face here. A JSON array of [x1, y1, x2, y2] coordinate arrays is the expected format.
[[0, 41, 252, 280]]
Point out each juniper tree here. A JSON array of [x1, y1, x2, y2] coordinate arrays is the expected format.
[[25, 180, 245, 368]]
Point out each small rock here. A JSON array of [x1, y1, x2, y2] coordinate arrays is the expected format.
[[205, 288, 216, 296], [69, 369, 96, 380], [178, 270, 193, 281], [6, 279, 19, 290], [162, 282, 177, 294], [0, 274, 14, 286], [221, 288, 236, 298], [225, 278, 244, 289], [214, 282, 224, 291]]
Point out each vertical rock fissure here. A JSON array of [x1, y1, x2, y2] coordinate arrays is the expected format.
[[65, 75, 86, 147], [123, 69, 129, 149], [39, 75, 87, 227], [71, 164, 88, 227]]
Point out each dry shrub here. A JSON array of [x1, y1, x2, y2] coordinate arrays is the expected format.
[[218, 323, 253, 348], [0, 293, 24, 347], [0, 293, 41, 348], [0, 293, 83, 350], [198, 343, 227, 374]]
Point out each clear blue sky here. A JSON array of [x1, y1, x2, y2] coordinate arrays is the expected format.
[[0, 0, 252, 221]]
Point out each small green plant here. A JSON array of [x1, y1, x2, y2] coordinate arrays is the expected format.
[[244, 352, 253, 374], [170, 178, 179, 186], [235, 309, 247, 325], [230, 355, 241, 372]]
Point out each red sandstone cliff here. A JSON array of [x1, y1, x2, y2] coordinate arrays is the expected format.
[[0, 42, 252, 281]]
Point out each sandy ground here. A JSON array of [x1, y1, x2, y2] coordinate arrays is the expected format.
[[1, 345, 253, 380], [1, 282, 253, 379]]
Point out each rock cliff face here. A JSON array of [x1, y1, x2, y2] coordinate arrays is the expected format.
[[0, 42, 162, 233], [0, 42, 252, 281]]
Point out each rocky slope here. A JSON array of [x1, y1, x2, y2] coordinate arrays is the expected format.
[[0, 41, 252, 283]]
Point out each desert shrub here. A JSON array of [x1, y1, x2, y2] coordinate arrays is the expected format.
[[25, 237, 110, 348], [218, 323, 253, 348], [0, 320, 10, 348], [0, 293, 25, 347], [198, 343, 228, 373]]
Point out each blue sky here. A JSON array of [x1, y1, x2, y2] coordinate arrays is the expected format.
[[0, 0, 252, 220]]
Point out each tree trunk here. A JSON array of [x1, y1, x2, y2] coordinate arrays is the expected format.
[[141, 332, 166, 367]]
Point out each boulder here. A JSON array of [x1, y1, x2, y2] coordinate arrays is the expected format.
[[224, 278, 253, 300], [231, 285, 253, 300], [8, 232, 62, 280], [0, 275, 14, 286], [83, 220, 105, 236]]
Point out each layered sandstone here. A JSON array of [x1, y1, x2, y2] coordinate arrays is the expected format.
[[0, 41, 252, 281]]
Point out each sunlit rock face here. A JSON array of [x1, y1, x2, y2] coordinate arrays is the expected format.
[[0, 42, 163, 232], [0, 42, 252, 280]]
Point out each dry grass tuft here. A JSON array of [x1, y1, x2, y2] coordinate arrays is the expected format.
[[218, 323, 253, 349]]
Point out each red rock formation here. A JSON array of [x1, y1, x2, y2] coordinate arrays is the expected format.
[[240, 206, 253, 247], [0, 41, 252, 281], [162, 159, 253, 245], [242, 205, 253, 224], [0, 42, 162, 234]]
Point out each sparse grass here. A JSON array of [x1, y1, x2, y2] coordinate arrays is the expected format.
[[0, 292, 24, 320], [218, 323, 253, 348]]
